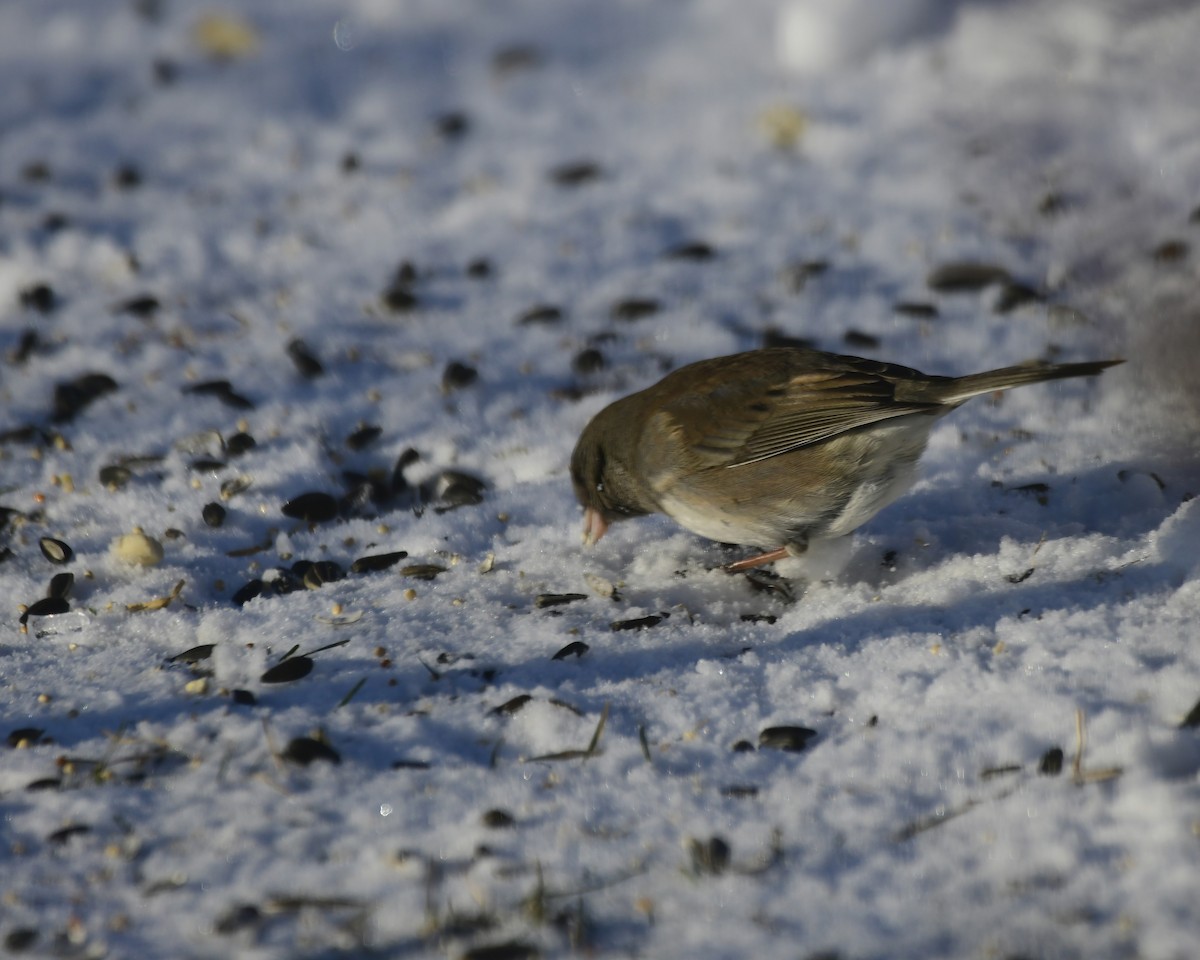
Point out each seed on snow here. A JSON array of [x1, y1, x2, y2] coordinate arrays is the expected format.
[[111, 527, 164, 566]]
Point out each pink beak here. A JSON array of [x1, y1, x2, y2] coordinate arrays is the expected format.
[[581, 507, 608, 546]]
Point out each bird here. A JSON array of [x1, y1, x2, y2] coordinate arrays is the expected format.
[[569, 347, 1121, 572]]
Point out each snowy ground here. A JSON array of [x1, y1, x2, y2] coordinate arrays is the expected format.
[[2, 1, 1199, 958]]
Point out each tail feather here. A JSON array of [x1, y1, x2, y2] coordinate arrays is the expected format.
[[931, 358, 1123, 405]]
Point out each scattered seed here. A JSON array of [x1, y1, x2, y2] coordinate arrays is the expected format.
[[98, 464, 133, 489], [302, 560, 344, 590], [758, 725, 817, 752], [761, 328, 815, 350], [926, 261, 1011, 292], [225, 432, 257, 456], [182, 380, 254, 410], [25, 778, 62, 792], [47, 572, 74, 600], [610, 614, 662, 632], [466, 258, 492, 279], [20, 282, 57, 313], [442, 361, 478, 392], [515, 304, 562, 326], [400, 563, 447, 581], [9, 329, 40, 364], [202, 502, 227, 528], [261, 656, 314, 684], [169, 644, 215, 664], [687, 835, 731, 875], [20, 597, 70, 624], [435, 110, 470, 138], [1153, 239, 1189, 263], [491, 694, 532, 716], [843, 330, 880, 349], [492, 43, 543, 75], [535, 593, 587, 609], [583, 572, 616, 598], [47, 824, 91, 845], [282, 736, 340, 766], [52, 372, 119, 423], [7, 727, 46, 748], [1005, 567, 1035, 584], [719, 784, 759, 798], [893, 301, 939, 318], [231, 579, 264, 606], [980, 764, 1022, 780], [281, 491, 338, 522], [549, 160, 602, 187], [481, 808, 516, 829], [214, 904, 262, 935], [220, 475, 253, 500], [731, 740, 755, 752], [993, 281, 1042, 313], [346, 424, 382, 450], [3, 929, 38, 952], [551, 640, 589, 660], [739, 613, 776, 624], [190, 457, 227, 473], [610, 298, 660, 322], [286, 338, 324, 377], [1038, 747, 1065, 775], [231, 689, 257, 706], [351, 551, 408, 573], [112, 163, 142, 189], [780, 259, 829, 293], [430, 470, 486, 510], [115, 294, 161, 317], [571, 348, 606, 375], [39, 537, 73, 565], [184, 677, 209, 695], [111, 527, 164, 566], [665, 240, 715, 261]]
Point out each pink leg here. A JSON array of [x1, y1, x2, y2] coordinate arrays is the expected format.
[[724, 547, 791, 573]]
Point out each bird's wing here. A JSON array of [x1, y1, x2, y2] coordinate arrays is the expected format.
[[659, 368, 941, 469]]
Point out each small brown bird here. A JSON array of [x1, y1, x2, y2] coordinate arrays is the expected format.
[[570, 347, 1121, 571]]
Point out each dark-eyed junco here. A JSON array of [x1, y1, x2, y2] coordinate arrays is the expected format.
[[570, 347, 1121, 571]]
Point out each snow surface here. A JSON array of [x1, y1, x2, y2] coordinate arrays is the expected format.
[[2, 1, 1199, 957]]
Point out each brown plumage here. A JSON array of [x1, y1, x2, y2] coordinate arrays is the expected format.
[[570, 347, 1121, 571]]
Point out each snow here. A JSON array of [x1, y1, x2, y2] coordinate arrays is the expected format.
[[1, 1, 1198, 957]]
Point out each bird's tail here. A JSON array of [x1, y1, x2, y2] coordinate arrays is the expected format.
[[929, 358, 1123, 405]]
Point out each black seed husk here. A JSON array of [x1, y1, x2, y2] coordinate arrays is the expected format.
[[442, 361, 478, 392], [202, 502, 227, 527], [281, 491, 338, 522], [1181, 698, 1200, 729], [52, 372, 118, 422], [20, 597, 70, 624], [20, 282, 57, 313], [282, 736, 340, 765], [481, 808, 516, 828], [231, 579, 264, 606], [926, 261, 1011, 292], [843, 330, 880, 349], [515, 304, 562, 326], [47, 573, 74, 600], [116, 294, 160, 317], [225, 432, 257, 456], [346, 424, 382, 450], [461, 942, 539, 960], [350, 551, 408, 573], [758, 725, 817, 752], [231, 689, 257, 706], [535, 593, 587, 609], [7, 727, 46, 748], [610, 298, 660, 322], [549, 160, 602, 187], [286, 338, 324, 378], [1038, 747, 1065, 775], [99, 464, 133, 489], [491, 694, 532, 716], [261, 656, 314, 684], [665, 240, 715, 260], [170, 644, 215, 664], [571, 347, 606, 375], [894, 301, 939, 318], [400, 563, 447, 580], [303, 560, 344, 590], [39, 537, 73, 565], [551, 640, 589, 660], [182, 380, 254, 410], [610, 614, 662, 632]]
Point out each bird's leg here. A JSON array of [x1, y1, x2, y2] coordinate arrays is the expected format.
[[723, 547, 790, 573], [723, 535, 808, 574]]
